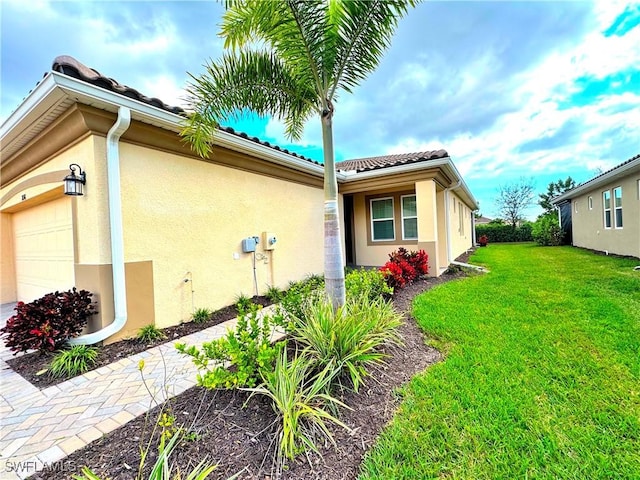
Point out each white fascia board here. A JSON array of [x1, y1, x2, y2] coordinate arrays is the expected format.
[[2, 71, 324, 177], [552, 157, 640, 204], [53, 72, 183, 131]]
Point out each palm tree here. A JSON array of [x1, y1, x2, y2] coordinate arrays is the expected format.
[[182, 0, 418, 308]]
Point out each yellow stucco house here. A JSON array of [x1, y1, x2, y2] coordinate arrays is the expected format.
[[0, 56, 478, 343], [552, 154, 640, 258]]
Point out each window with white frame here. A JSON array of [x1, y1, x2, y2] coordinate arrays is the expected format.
[[603, 190, 612, 228], [401, 195, 418, 240], [371, 197, 395, 241], [574, 201, 578, 213], [588, 196, 593, 210], [614, 186, 623, 228], [458, 202, 464, 235]]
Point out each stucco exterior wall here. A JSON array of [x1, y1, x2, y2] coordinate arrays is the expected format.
[[118, 142, 325, 329], [570, 174, 640, 258], [448, 190, 474, 260]]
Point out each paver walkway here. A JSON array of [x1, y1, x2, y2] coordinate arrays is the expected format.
[[0, 305, 279, 479]]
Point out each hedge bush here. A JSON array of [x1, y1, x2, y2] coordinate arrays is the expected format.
[[532, 214, 564, 246], [475, 223, 533, 243]]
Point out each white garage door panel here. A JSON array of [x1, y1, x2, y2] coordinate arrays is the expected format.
[[13, 197, 75, 302]]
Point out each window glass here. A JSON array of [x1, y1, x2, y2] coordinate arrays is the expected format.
[[372, 198, 393, 219], [401, 195, 418, 240], [603, 191, 611, 228], [371, 198, 395, 241], [614, 187, 623, 228]]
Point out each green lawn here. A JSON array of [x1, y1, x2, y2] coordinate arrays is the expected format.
[[360, 244, 640, 479]]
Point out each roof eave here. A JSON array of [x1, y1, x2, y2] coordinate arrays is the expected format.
[[1, 72, 325, 178], [552, 157, 640, 204], [339, 157, 479, 210]]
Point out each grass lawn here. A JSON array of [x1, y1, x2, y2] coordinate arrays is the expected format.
[[360, 243, 640, 479]]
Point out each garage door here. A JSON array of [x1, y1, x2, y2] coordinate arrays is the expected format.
[[13, 197, 75, 302]]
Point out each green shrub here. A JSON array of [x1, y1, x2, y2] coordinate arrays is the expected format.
[[191, 307, 212, 324], [48, 345, 99, 378], [345, 268, 393, 301], [279, 274, 325, 322], [294, 295, 402, 391], [177, 305, 284, 389], [532, 214, 564, 246], [235, 292, 253, 313], [137, 324, 166, 343], [246, 349, 349, 467], [265, 284, 284, 303], [475, 223, 533, 243]]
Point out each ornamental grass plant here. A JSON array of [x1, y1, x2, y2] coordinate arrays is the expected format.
[[294, 294, 403, 392]]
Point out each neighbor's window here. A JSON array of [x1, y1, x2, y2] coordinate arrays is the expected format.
[[458, 202, 464, 235], [401, 195, 418, 240], [603, 190, 612, 228], [371, 197, 395, 241], [588, 196, 593, 210], [614, 186, 623, 228]]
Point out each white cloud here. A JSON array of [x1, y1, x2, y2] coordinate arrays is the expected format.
[[139, 75, 189, 108]]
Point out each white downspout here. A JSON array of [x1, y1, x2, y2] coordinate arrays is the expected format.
[[69, 107, 131, 345]]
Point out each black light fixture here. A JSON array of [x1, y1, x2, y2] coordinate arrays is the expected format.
[[64, 163, 86, 196]]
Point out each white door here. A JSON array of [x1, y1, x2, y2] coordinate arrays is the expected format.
[[13, 197, 75, 302]]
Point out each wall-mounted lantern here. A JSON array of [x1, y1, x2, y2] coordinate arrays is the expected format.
[[64, 163, 86, 196]]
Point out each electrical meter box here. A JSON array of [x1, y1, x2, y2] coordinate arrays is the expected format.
[[242, 236, 259, 253], [263, 232, 277, 250]]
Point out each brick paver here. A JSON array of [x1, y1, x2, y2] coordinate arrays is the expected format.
[[0, 304, 282, 479]]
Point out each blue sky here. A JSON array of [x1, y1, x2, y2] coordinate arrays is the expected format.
[[1, 0, 639, 219]]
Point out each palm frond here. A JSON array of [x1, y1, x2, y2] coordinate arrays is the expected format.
[[329, 0, 419, 98], [182, 50, 317, 157]]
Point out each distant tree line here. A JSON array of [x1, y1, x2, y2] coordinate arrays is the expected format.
[[477, 176, 575, 245]]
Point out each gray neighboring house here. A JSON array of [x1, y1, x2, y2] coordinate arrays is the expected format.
[[552, 153, 639, 258]]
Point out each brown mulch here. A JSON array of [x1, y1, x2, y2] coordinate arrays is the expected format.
[[30, 267, 474, 480], [6, 296, 272, 390]]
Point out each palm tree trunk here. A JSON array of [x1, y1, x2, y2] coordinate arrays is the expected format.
[[321, 110, 346, 309]]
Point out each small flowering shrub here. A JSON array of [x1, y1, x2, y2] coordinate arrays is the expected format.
[[177, 304, 285, 389], [380, 247, 429, 289], [0, 288, 97, 354]]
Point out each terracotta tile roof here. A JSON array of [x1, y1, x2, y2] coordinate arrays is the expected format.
[[50, 56, 321, 166], [53, 56, 187, 115], [335, 150, 449, 172]]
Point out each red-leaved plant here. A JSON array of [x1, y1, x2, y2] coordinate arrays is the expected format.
[[380, 247, 429, 289], [0, 288, 98, 354]]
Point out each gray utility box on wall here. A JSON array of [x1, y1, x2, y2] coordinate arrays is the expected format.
[[242, 236, 259, 253]]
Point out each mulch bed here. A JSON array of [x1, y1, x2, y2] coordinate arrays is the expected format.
[[5, 296, 272, 390], [29, 268, 473, 480]]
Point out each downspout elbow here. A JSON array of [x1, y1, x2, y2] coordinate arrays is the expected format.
[[69, 107, 131, 345]]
